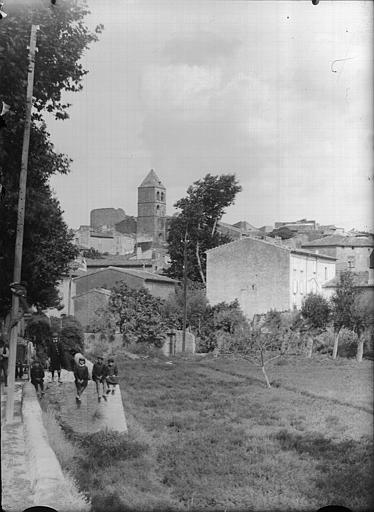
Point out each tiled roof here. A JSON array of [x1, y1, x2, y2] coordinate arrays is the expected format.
[[290, 248, 336, 261], [74, 266, 178, 284], [139, 169, 165, 189], [106, 267, 178, 283], [302, 235, 374, 248], [206, 236, 336, 260]]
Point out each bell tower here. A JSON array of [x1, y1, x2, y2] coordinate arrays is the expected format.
[[137, 169, 166, 246]]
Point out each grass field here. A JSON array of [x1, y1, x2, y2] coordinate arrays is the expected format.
[[45, 354, 374, 512]]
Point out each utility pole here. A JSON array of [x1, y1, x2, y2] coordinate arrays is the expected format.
[[6, 24, 39, 423], [182, 229, 188, 352]]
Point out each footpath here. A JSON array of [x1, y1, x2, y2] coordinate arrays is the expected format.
[[1, 364, 127, 511]]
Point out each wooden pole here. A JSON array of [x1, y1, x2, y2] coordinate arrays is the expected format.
[[6, 25, 38, 424], [182, 230, 188, 352]]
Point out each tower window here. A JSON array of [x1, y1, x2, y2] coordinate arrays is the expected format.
[[156, 191, 160, 200], [161, 192, 164, 201]]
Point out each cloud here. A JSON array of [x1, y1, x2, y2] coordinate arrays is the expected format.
[[163, 31, 241, 66]]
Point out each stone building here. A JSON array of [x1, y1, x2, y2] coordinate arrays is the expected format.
[[90, 208, 127, 230], [74, 288, 111, 329], [136, 169, 167, 248], [74, 226, 135, 256], [301, 234, 374, 273], [206, 237, 336, 319], [74, 266, 178, 300]]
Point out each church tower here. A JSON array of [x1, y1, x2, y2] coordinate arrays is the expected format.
[[137, 169, 166, 246]]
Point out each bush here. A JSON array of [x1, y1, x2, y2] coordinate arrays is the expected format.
[[338, 328, 359, 358], [301, 293, 330, 330], [60, 316, 84, 369], [314, 326, 335, 354]]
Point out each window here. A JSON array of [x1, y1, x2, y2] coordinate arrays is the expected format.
[[161, 192, 165, 201], [293, 280, 298, 294], [156, 191, 160, 200], [347, 256, 355, 270], [324, 267, 328, 280]]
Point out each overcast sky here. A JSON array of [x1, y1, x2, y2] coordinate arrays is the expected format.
[[46, 0, 373, 231]]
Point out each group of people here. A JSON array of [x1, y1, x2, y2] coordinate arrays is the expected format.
[[1, 332, 120, 404], [30, 351, 119, 404], [72, 354, 119, 403], [88, 355, 119, 403]]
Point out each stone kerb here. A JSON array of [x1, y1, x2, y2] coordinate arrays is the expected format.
[[22, 382, 89, 511]]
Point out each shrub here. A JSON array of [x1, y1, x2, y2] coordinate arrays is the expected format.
[[338, 328, 359, 358], [301, 293, 330, 330], [60, 316, 84, 369]]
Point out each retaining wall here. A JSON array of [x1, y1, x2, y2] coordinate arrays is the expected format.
[[22, 382, 90, 511]]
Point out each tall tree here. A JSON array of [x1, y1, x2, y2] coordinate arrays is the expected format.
[[330, 271, 365, 360], [0, 1, 103, 318], [166, 174, 242, 282]]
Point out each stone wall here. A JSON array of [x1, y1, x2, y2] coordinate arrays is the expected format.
[[161, 330, 195, 356], [90, 208, 127, 229], [207, 237, 290, 319], [22, 382, 90, 511]]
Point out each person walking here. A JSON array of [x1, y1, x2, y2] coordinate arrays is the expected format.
[[74, 356, 89, 403], [105, 357, 119, 395], [92, 355, 108, 403], [0, 339, 9, 387], [48, 332, 63, 383], [30, 359, 45, 397]]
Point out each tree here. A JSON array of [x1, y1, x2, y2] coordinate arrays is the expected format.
[[162, 281, 208, 334], [268, 227, 295, 240], [86, 307, 117, 337], [0, 2, 103, 319], [301, 293, 330, 357], [59, 315, 84, 370], [109, 283, 173, 348], [24, 314, 52, 365], [165, 174, 242, 283], [330, 272, 359, 359]]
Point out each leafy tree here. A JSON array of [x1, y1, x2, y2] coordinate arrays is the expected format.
[[0, 2, 102, 319], [86, 307, 117, 337], [162, 281, 208, 333], [301, 293, 330, 358], [59, 315, 84, 369], [301, 293, 330, 330], [165, 174, 242, 283], [109, 283, 172, 348], [24, 313, 51, 365], [330, 272, 360, 359], [198, 300, 249, 352], [268, 227, 295, 240]]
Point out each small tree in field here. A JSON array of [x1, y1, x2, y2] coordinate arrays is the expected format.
[[225, 309, 292, 388], [301, 293, 330, 357]]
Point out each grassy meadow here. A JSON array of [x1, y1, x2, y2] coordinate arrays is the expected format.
[[44, 354, 373, 512]]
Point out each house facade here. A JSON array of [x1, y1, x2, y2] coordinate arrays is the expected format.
[[302, 235, 374, 273], [74, 226, 135, 256], [206, 237, 336, 319], [74, 288, 111, 329]]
